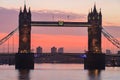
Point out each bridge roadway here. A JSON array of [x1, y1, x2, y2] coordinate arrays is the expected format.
[[31, 21, 91, 27]]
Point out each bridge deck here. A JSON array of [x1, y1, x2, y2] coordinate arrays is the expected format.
[[31, 21, 91, 27]]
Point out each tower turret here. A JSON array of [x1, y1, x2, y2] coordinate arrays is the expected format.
[[23, 4, 27, 13], [88, 8, 92, 23], [88, 4, 102, 26], [28, 7, 31, 14], [28, 7, 31, 19], [20, 7, 22, 14], [98, 9, 102, 25], [93, 4, 97, 14]]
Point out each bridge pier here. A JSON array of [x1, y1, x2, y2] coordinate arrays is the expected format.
[[15, 53, 34, 69], [16, 5, 34, 69], [84, 53, 105, 70], [84, 5, 105, 70]]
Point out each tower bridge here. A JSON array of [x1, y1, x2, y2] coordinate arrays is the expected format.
[[1, 4, 120, 70], [16, 4, 104, 69], [19, 4, 102, 54]]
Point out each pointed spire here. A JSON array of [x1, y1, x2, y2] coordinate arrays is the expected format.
[[93, 3, 97, 13], [28, 7, 31, 15], [20, 7, 22, 13], [23, 1, 27, 12], [99, 8, 102, 16], [90, 8, 93, 16], [29, 7, 31, 13], [88, 9, 91, 15]]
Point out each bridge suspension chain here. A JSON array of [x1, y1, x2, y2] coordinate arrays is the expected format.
[[0, 28, 18, 45], [102, 27, 120, 49], [0, 26, 119, 50]]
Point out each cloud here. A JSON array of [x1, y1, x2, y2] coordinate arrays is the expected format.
[[0, 7, 120, 37], [32, 9, 86, 21], [0, 7, 88, 36], [103, 21, 120, 27], [102, 26, 120, 38], [0, 7, 18, 33]]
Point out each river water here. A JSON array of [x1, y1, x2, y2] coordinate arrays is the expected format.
[[0, 64, 120, 80]]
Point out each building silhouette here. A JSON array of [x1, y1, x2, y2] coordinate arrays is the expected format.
[[106, 49, 111, 54], [51, 46, 57, 53], [19, 5, 31, 53], [36, 46, 42, 53], [88, 4, 102, 53], [58, 47, 64, 53]]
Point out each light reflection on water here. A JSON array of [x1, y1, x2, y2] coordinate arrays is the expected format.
[[18, 70, 30, 80], [0, 64, 120, 80], [88, 70, 101, 80]]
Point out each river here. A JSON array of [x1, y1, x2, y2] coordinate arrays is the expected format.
[[0, 64, 120, 80]]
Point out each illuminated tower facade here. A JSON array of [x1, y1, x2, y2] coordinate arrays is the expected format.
[[18, 5, 31, 53], [88, 4, 102, 53]]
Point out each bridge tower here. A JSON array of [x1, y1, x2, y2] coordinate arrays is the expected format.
[[84, 5, 105, 70], [18, 5, 31, 53], [15, 5, 34, 69], [88, 4, 102, 53]]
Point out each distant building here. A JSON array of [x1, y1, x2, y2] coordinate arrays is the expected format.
[[51, 46, 57, 53], [36, 46, 42, 53], [118, 51, 120, 54], [106, 49, 111, 54], [58, 47, 64, 53], [31, 49, 34, 53]]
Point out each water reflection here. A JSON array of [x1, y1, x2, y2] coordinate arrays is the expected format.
[[18, 70, 30, 80], [88, 70, 101, 80]]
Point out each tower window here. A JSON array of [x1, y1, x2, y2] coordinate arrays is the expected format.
[[98, 16, 99, 19]]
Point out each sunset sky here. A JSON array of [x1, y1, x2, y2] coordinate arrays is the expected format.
[[0, 0, 120, 53]]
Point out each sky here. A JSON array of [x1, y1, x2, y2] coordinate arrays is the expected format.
[[0, 0, 120, 53]]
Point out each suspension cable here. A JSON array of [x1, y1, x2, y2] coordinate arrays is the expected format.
[[102, 28, 120, 45], [0, 28, 18, 45], [102, 27, 120, 49], [102, 31, 120, 48], [102, 30, 119, 48]]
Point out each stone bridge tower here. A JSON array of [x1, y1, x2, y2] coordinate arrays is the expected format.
[[16, 5, 34, 69], [18, 5, 31, 53], [88, 5, 102, 53], [84, 5, 105, 70]]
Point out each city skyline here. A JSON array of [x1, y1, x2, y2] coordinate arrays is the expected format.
[[0, 0, 120, 53]]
